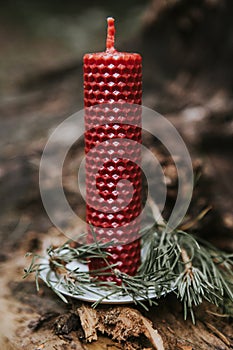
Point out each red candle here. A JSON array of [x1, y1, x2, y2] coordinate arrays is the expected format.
[[83, 18, 142, 282]]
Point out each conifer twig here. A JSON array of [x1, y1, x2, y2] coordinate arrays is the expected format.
[[24, 219, 233, 323]]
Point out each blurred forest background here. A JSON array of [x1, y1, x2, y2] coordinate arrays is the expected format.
[[0, 0, 233, 349]]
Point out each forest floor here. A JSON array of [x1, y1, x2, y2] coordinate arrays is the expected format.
[[0, 1, 232, 349]]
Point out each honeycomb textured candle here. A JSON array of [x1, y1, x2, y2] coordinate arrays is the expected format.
[[83, 18, 142, 282]]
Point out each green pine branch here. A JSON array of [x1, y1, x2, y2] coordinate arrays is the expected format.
[[24, 221, 233, 323]]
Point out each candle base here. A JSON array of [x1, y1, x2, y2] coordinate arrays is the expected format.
[[88, 239, 141, 285]]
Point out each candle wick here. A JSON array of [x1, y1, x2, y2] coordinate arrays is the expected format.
[[106, 17, 115, 52]]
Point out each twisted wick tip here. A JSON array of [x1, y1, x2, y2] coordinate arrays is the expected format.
[[106, 17, 115, 51]]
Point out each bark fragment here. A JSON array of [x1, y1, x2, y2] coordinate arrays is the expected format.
[[76, 305, 164, 350], [76, 304, 99, 342], [54, 312, 80, 335]]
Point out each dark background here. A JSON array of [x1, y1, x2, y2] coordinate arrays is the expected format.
[[0, 0, 232, 249], [0, 1, 233, 349]]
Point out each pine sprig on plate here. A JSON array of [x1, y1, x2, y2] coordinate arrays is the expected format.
[[24, 221, 233, 323]]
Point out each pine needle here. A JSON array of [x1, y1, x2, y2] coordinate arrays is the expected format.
[[24, 224, 233, 323]]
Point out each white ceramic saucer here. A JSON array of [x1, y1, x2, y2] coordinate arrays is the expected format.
[[39, 259, 158, 304]]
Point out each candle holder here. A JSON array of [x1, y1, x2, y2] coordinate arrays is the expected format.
[[25, 220, 233, 322]]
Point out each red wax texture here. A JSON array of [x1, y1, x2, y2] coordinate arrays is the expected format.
[[83, 27, 142, 282]]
